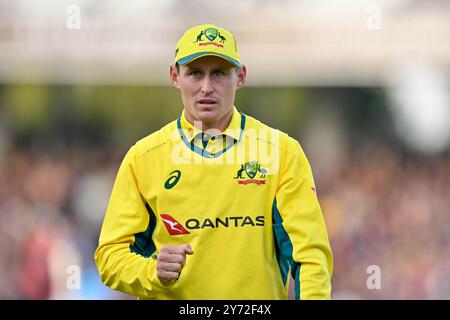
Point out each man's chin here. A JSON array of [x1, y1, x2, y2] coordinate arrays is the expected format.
[[195, 111, 220, 124]]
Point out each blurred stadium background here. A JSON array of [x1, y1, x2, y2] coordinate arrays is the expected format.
[[0, 0, 449, 299]]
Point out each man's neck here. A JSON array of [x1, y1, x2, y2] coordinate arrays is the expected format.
[[186, 109, 234, 133]]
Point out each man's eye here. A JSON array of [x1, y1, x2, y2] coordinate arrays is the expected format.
[[189, 71, 200, 76], [213, 70, 225, 76]]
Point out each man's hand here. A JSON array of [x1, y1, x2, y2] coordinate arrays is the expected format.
[[156, 244, 194, 286]]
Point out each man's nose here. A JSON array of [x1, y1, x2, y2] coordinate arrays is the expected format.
[[201, 76, 213, 95]]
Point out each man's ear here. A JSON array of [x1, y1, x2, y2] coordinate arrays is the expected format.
[[235, 65, 247, 89], [169, 64, 180, 89]]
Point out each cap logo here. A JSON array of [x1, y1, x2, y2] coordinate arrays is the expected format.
[[205, 28, 218, 41], [218, 32, 226, 43], [194, 28, 226, 44], [199, 42, 223, 48], [194, 30, 205, 43]]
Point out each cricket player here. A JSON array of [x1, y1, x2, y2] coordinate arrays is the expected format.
[[94, 24, 333, 300]]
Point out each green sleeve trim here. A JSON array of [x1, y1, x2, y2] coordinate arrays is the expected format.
[[272, 199, 302, 299], [129, 202, 157, 258]]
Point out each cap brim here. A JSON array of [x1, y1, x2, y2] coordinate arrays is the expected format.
[[177, 52, 242, 68]]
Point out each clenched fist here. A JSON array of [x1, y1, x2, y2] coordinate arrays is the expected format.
[[156, 244, 194, 286]]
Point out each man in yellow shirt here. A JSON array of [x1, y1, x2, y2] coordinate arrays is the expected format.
[[94, 24, 333, 300]]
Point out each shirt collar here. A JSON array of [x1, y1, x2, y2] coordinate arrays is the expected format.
[[179, 106, 243, 142]]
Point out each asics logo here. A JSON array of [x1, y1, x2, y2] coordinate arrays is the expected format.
[[164, 170, 181, 189]]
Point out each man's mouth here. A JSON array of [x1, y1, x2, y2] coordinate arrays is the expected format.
[[198, 98, 218, 105]]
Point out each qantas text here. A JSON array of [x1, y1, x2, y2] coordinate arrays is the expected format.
[[185, 216, 265, 230]]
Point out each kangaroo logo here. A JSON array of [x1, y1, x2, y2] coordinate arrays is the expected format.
[[194, 30, 205, 43], [194, 28, 225, 43], [161, 214, 190, 235], [234, 161, 267, 185]]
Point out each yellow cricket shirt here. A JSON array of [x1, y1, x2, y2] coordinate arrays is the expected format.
[[94, 106, 333, 300]]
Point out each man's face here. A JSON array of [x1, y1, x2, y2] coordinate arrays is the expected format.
[[170, 56, 246, 129]]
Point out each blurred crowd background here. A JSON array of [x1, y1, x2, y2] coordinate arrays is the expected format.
[[0, 0, 449, 299]]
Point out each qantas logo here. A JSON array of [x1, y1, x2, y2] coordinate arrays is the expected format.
[[160, 214, 265, 236], [160, 214, 190, 235]]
